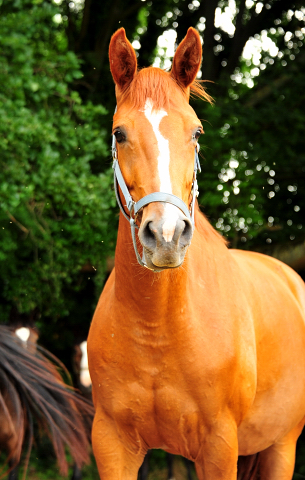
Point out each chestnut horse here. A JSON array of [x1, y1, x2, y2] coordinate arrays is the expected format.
[[88, 27, 305, 480]]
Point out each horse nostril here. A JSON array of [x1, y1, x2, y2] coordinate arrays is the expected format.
[[140, 216, 193, 254], [142, 221, 157, 251], [180, 219, 193, 247]]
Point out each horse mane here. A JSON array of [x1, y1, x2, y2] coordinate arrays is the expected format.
[[0, 326, 94, 479], [120, 67, 213, 110], [194, 203, 228, 246]]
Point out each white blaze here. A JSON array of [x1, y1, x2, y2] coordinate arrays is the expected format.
[[15, 327, 30, 342], [143, 98, 179, 242], [80, 340, 92, 388]]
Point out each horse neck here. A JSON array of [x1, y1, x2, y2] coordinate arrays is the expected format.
[[113, 211, 228, 321]]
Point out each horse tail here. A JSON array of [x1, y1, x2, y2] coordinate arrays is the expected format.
[[237, 454, 260, 480], [0, 326, 94, 479]]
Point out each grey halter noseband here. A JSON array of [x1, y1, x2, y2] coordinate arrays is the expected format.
[[112, 129, 201, 271]]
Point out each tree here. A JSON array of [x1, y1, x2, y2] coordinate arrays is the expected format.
[[0, 0, 117, 344], [53, 0, 305, 262], [195, 9, 305, 261], [1, 0, 305, 355]]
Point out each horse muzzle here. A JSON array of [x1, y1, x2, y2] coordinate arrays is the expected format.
[[138, 207, 193, 270]]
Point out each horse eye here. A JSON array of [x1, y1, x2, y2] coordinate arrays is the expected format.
[[114, 130, 125, 143], [194, 129, 202, 140]]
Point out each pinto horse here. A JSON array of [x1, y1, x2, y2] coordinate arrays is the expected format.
[[87, 27, 305, 480]]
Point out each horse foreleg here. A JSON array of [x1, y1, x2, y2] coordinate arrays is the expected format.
[[195, 419, 238, 480], [92, 412, 146, 480], [8, 464, 19, 480], [71, 463, 82, 480], [138, 451, 151, 480], [166, 453, 175, 480], [184, 458, 193, 480], [258, 419, 305, 480]]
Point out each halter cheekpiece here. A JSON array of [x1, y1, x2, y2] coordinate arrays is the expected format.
[[112, 117, 201, 271]]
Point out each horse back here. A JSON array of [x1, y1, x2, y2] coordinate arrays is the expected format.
[[231, 249, 305, 313]]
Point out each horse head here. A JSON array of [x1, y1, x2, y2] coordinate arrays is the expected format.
[[109, 28, 210, 271]]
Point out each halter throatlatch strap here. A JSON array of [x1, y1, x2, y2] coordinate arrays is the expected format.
[[112, 131, 201, 271]]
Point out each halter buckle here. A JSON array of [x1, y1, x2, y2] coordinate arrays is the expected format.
[[128, 201, 136, 219]]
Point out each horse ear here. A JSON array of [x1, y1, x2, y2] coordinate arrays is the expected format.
[[109, 28, 137, 91], [171, 28, 202, 89]]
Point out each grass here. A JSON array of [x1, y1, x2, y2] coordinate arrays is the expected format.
[[6, 442, 305, 480], [2, 447, 195, 480]]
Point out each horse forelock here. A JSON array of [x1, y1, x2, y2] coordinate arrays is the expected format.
[[118, 66, 212, 110]]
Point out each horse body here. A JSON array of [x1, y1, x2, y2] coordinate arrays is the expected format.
[[233, 249, 305, 454], [89, 215, 305, 477], [88, 27, 305, 480]]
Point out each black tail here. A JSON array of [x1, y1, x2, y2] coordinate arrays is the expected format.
[[0, 326, 94, 478]]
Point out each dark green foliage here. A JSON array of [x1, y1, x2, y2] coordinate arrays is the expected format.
[[1, 0, 305, 364], [196, 56, 305, 250], [0, 0, 117, 325]]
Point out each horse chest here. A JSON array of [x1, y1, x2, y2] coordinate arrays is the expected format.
[[97, 331, 245, 459], [108, 378, 206, 457], [91, 287, 257, 457]]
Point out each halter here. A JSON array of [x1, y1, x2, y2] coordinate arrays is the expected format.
[[112, 128, 201, 271]]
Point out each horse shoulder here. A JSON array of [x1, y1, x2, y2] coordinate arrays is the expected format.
[[87, 269, 118, 383]]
